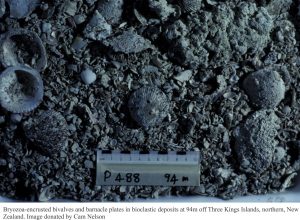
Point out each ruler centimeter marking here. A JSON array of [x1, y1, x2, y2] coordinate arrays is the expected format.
[[96, 150, 201, 186]]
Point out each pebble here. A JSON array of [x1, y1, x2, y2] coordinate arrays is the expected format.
[[42, 22, 52, 34], [97, 0, 124, 25], [73, 15, 86, 25], [181, 0, 202, 13], [174, 70, 193, 82], [81, 68, 97, 85], [282, 106, 291, 115], [10, 113, 22, 123], [23, 110, 69, 156]]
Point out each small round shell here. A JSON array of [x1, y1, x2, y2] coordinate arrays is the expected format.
[[23, 110, 69, 156], [128, 86, 170, 128], [104, 30, 152, 54], [0, 28, 47, 71], [243, 68, 285, 109], [0, 66, 44, 113]]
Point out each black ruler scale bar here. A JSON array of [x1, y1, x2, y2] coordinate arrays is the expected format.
[[96, 150, 201, 186]]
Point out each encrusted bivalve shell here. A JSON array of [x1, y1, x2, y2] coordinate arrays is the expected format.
[[128, 86, 170, 128], [0, 28, 47, 71]]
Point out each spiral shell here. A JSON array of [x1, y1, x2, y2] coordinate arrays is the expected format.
[[0, 28, 47, 71], [0, 66, 44, 113]]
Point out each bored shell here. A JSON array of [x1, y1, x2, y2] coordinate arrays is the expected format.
[[0, 66, 44, 113], [128, 86, 170, 128], [0, 28, 47, 71]]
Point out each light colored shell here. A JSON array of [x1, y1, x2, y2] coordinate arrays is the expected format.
[[0, 66, 44, 113]]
